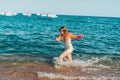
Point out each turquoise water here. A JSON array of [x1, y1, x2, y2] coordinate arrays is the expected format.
[[0, 14, 120, 69]]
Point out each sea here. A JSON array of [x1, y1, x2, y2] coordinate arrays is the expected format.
[[0, 14, 120, 79]]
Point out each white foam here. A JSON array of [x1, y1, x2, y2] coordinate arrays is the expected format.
[[52, 56, 111, 69], [4, 31, 14, 35], [0, 53, 14, 56], [0, 54, 51, 62], [37, 72, 120, 80], [37, 72, 86, 79]]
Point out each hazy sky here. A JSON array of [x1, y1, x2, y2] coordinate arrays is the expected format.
[[0, 0, 120, 17]]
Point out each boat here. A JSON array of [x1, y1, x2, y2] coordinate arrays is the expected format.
[[4, 12, 17, 16], [36, 13, 40, 16], [23, 13, 31, 17], [47, 13, 57, 18], [41, 13, 47, 17], [0, 11, 5, 15]]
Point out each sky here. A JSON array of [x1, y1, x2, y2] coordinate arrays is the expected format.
[[0, 0, 120, 17]]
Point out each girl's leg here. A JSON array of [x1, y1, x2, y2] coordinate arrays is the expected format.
[[66, 54, 72, 62], [59, 51, 68, 63]]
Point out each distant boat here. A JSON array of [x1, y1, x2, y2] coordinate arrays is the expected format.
[[36, 13, 41, 16], [36, 13, 58, 18], [0, 11, 17, 16], [47, 14, 57, 18], [0, 11, 5, 15], [41, 13, 47, 17], [4, 12, 17, 16], [23, 13, 31, 17]]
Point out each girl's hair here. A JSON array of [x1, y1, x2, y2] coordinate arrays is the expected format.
[[59, 26, 66, 32]]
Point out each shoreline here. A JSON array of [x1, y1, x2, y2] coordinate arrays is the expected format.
[[0, 61, 119, 80]]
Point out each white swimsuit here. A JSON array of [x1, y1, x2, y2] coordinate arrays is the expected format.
[[64, 38, 74, 54]]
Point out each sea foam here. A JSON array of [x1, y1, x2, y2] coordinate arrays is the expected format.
[[37, 71, 120, 80]]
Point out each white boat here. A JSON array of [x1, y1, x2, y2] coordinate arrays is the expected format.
[[0, 11, 17, 16], [47, 14, 57, 18], [23, 13, 31, 17], [36, 13, 41, 16], [41, 13, 47, 17], [12, 12, 17, 16], [4, 12, 16, 16], [0, 11, 5, 15]]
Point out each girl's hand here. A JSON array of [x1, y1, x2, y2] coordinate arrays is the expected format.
[[56, 38, 59, 42], [76, 34, 84, 40], [80, 34, 84, 38], [56, 34, 62, 42]]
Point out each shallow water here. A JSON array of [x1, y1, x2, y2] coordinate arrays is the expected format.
[[0, 14, 120, 73]]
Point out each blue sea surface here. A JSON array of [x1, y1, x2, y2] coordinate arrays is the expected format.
[[0, 14, 120, 69]]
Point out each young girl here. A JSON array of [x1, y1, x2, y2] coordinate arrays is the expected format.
[[56, 26, 83, 63]]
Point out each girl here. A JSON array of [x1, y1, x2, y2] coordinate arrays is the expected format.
[[56, 26, 83, 63]]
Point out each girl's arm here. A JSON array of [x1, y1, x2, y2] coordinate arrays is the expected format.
[[69, 33, 83, 40], [56, 34, 62, 42]]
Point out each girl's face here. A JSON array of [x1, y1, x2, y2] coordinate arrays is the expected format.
[[60, 28, 66, 35], [60, 30, 64, 34]]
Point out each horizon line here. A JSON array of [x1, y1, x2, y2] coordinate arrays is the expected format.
[[0, 11, 120, 18]]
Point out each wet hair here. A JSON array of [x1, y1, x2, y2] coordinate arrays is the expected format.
[[59, 26, 66, 32]]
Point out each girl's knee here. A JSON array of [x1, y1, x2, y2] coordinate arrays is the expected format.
[[59, 55, 64, 59], [68, 58, 72, 62]]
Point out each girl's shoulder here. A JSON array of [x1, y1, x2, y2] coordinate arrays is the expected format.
[[68, 32, 72, 36], [67, 32, 73, 38]]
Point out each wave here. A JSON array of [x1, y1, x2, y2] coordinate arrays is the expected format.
[[37, 71, 120, 80], [56, 57, 111, 68], [0, 53, 119, 69], [0, 53, 51, 62], [53, 55, 120, 70]]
